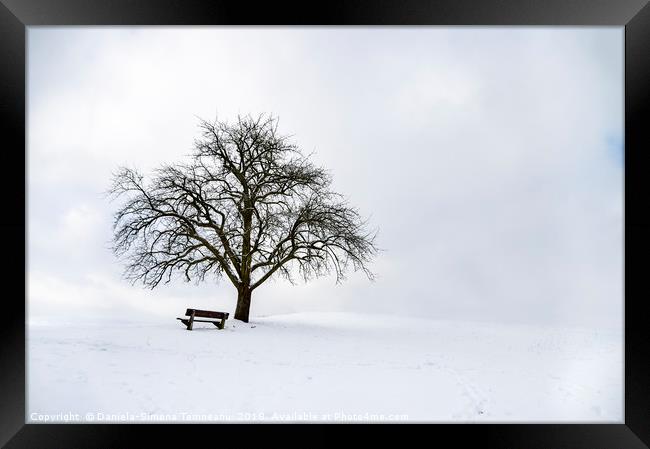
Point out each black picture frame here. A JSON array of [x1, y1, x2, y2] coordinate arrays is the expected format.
[[2, 0, 649, 447]]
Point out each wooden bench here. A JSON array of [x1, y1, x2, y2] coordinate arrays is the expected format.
[[177, 308, 229, 330]]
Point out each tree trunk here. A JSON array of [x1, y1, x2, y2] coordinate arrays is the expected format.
[[234, 286, 252, 322]]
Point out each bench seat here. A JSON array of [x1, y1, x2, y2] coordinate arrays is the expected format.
[[177, 308, 229, 330]]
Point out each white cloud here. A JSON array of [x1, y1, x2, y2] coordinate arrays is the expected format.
[[27, 27, 623, 329]]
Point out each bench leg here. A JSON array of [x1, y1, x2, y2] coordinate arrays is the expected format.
[[188, 313, 195, 331], [219, 319, 225, 330], [179, 319, 190, 328]]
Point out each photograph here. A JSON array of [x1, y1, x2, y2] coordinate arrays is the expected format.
[[26, 26, 623, 424]]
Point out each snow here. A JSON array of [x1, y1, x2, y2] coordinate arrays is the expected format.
[[27, 312, 622, 423]]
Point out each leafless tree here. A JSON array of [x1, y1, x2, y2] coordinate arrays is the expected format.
[[109, 114, 377, 322]]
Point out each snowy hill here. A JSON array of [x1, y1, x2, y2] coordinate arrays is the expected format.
[[27, 312, 622, 422]]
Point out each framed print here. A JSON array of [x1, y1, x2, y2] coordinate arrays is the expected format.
[[2, 0, 649, 447]]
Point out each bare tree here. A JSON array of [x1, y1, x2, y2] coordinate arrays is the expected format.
[[109, 114, 377, 322]]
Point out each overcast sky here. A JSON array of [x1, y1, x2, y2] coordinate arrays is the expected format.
[[27, 27, 623, 328]]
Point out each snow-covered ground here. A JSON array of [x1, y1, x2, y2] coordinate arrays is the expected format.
[[27, 312, 622, 423]]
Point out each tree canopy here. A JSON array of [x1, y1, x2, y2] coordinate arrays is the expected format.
[[110, 114, 377, 321]]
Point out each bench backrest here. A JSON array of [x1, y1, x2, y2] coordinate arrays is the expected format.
[[186, 308, 229, 319]]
